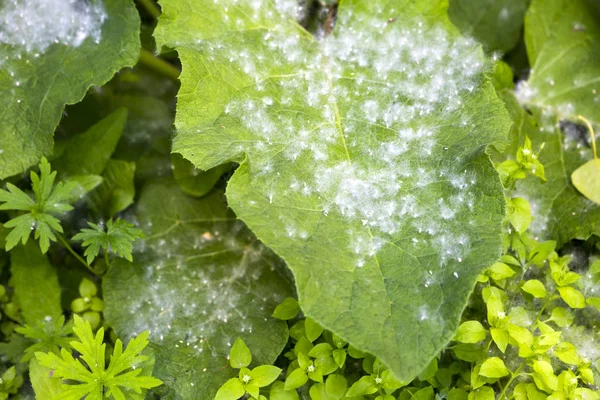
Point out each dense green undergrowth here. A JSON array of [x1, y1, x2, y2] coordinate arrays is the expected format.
[[0, 0, 599, 399]]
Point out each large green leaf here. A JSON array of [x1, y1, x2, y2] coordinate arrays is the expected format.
[[103, 179, 293, 398], [448, 0, 529, 53], [0, 0, 140, 179], [518, 0, 600, 125], [155, 0, 511, 380], [10, 242, 62, 325]]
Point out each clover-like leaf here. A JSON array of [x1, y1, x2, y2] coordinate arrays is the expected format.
[[155, 0, 510, 380]]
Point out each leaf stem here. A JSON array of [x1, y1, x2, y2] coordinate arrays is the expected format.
[[136, 0, 161, 19], [498, 361, 526, 399], [577, 115, 597, 161], [138, 49, 180, 81], [57, 234, 98, 276]]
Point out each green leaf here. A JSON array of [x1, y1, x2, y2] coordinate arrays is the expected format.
[[215, 378, 245, 400], [468, 386, 495, 400], [572, 159, 600, 205], [452, 343, 485, 362], [270, 381, 299, 400], [29, 358, 62, 399], [16, 315, 73, 360], [10, 242, 62, 325], [0, 0, 140, 179], [557, 286, 586, 309], [88, 159, 136, 218], [250, 365, 281, 387], [449, 388, 469, 400], [531, 360, 558, 392], [590, 260, 600, 284], [325, 374, 347, 399], [487, 262, 516, 281], [52, 109, 127, 177], [103, 180, 293, 398], [230, 338, 252, 369], [548, 307, 574, 327], [587, 297, 600, 311], [157, 0, 510, 381], [521, 279, 548, 298], [305, 317, 324, 342], [507, 324, 534, 357], [448, 0, 529, 53], [72, 218, 144, 264], [0, 157, 79, 253], [553, 342, 582, 365], [479, 357, 510, 378], [454, 321, 487, 344], [418, 358, 438, 381], [284, 368, 308, 391], [35, 315, 162, 398], [520, 0, 600, 126], [346, 376, 378, 397], [508, 197, 532, 234], [272, 298, 301, 321], [172, 153, 233, 198]]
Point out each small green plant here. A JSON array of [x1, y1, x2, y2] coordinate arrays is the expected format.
[[73, 218, 145, 267], [70, 278, 105, 329], [35, 315, 162, 399], [216, 338, 283, 400], [0, 157, 78, 253]]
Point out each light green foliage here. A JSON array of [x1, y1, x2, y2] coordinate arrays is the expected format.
[[272, 298, 301, 321], [498, 92, 600, 244], [156, 0, 511, 381], [0, 366, 23, 399], [572, 159, 600, 205], [72, 218, 144, 265], [102, 180, 293, 398], [29, 358, 62, 399], [16, 316, 73, 361], [216, 337, 282, 400], [70, 278, 104, 330], [0, 157, 78, 253], [448, 0, 529, 53], [0, 0, 140, 179], [10, 242, 62, 325], [35, 315, 162, 400]]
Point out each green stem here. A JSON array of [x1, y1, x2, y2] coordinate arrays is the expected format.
[[138, 49, 180, 80], [498, 361, 526, 399], [104, 250, 110, 272], [57, 234, 98, 276], [136, 0, 161, 19]]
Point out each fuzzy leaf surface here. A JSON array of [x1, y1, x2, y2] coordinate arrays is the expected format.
[[0, 0, 140, 179], [448, 0, 529, 53], [519, 0, 600, 125], [155, 0, 510, 380], [103, 180, 293, 398]]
